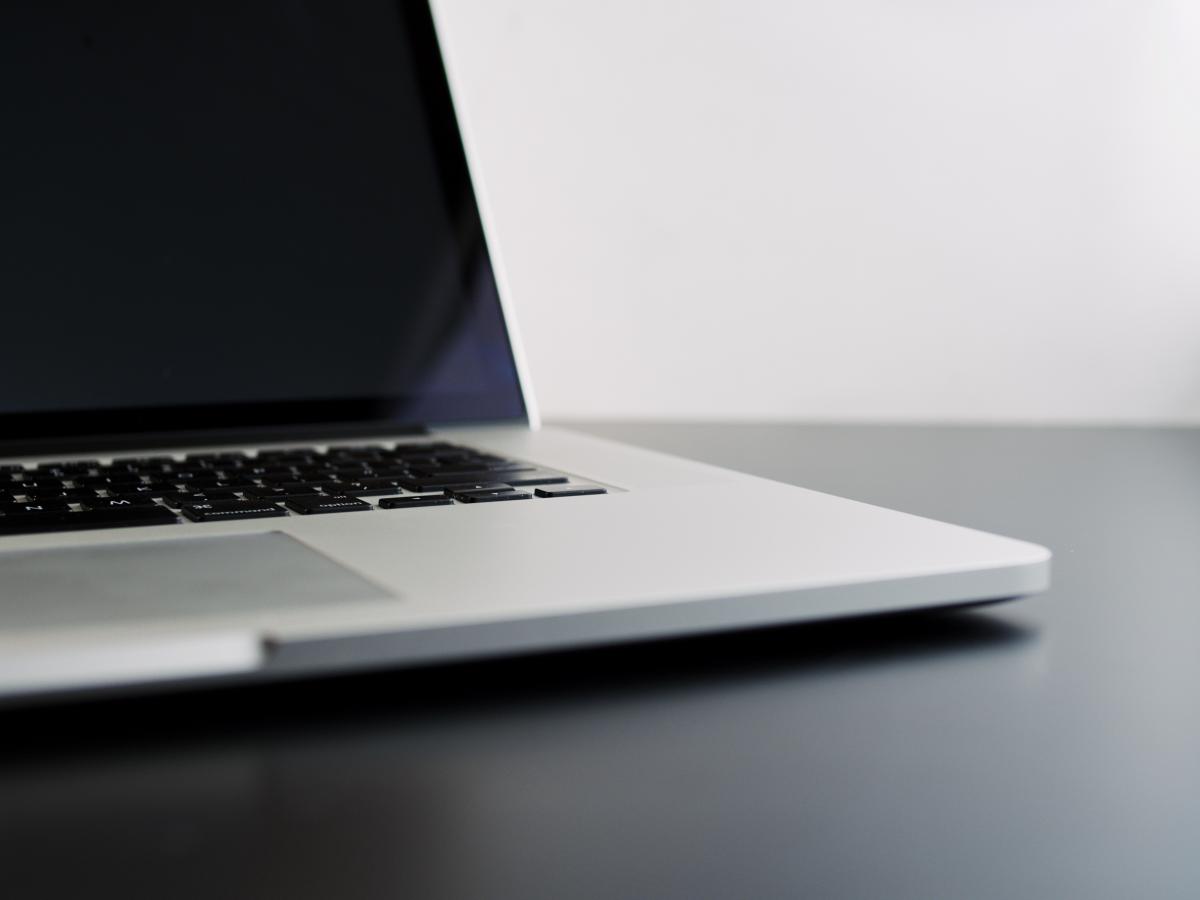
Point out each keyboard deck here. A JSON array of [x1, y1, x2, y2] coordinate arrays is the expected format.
[[0, 442, 607, 536]]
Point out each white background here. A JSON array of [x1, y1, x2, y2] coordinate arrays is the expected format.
[[434, 0, 1200, 422]]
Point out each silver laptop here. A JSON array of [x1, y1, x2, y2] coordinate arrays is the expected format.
[[0, 2, 1049, 703]]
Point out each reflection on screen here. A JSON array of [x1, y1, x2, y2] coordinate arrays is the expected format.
[[0, 1, 522, 429]]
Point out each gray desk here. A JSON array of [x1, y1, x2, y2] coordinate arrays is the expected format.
[[3, 423, 1198, 899]]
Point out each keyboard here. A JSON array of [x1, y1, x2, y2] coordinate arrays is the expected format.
[[0, 442, 607, 536]]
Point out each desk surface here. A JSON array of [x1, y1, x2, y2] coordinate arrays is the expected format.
[[3, 423, 1199, 900]]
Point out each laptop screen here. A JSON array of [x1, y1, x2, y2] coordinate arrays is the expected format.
[[0, 1, 527, 450]]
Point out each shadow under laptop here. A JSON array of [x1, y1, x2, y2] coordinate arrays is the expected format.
[[0, 603, 1036, 758], [0, 606, 1040, 899]]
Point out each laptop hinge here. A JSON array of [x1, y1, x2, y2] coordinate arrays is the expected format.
[[0, 423, 430, 459]]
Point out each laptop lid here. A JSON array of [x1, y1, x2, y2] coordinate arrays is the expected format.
[[1, 1, 530, 456]]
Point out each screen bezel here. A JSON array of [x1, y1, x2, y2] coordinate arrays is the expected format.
[[0, 1, 529, 457]]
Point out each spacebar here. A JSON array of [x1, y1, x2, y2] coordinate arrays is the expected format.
[[0, 506, 179, 535]]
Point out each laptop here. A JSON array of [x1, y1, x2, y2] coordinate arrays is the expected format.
[[0, 1, 1049, 704]]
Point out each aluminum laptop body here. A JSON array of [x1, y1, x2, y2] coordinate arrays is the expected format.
[[0, 2, 1049, 703]]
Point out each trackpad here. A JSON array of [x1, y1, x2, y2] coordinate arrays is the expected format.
[[0, 533, 392, 633]]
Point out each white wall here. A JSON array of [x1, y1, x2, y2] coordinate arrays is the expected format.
[[434, 0, 1200, 422]]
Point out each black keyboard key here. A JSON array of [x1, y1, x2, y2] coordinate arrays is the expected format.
[[104, 471, 143, 484], [162, 492, 203, 508], [18, 489, 69, 501], [75, 475, 117, 488], [338, 476, 406, 493], [501, 472, 569, 487], [392, 455, 437, 468], [2, 499, 71, 514], [444, 482, 514, 497], [82, 506, 179, 527], [166, 465, 208, 480], [163, 490, 215, 507], [401, 475, 511, 492], [378, 495, 454, 510], [126, 464, 173, 476], [107, 482, 179, 497], [82, 494, 159, 508], [81, 495, 160, 510], [455, 489, 531, 504], [328, 465, 372, 479], [188, 479, 254, 491], [414, 467, 532, 482], [362, 476, 405, 487], [181, 500, 288, 522], [64, 488, 101, 501], [184, 467, 224, 477], [0, 505, 178, 535], [285, 495, 372, 515], [261, 470, 302, 484], [293, 466, 336, 479], [208, 464, 249, 476], [274, 481, 328, 492], [330, 482, 404, 497], [13, 478, 66, 491], [422, 462, 533, 476], [312, 481, 359, 494], [533, 485, 608, 498], [36, 464, 94, 477], [163, 490, 240, 508], [184, 472, 225, 487], [363, 466, 410, 478], [244, 485, 320, 501], [0, 464, 27, 475], [0, 511, 64, 533]]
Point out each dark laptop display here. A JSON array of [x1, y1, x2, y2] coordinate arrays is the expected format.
[[1, 1, 525, 451]]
